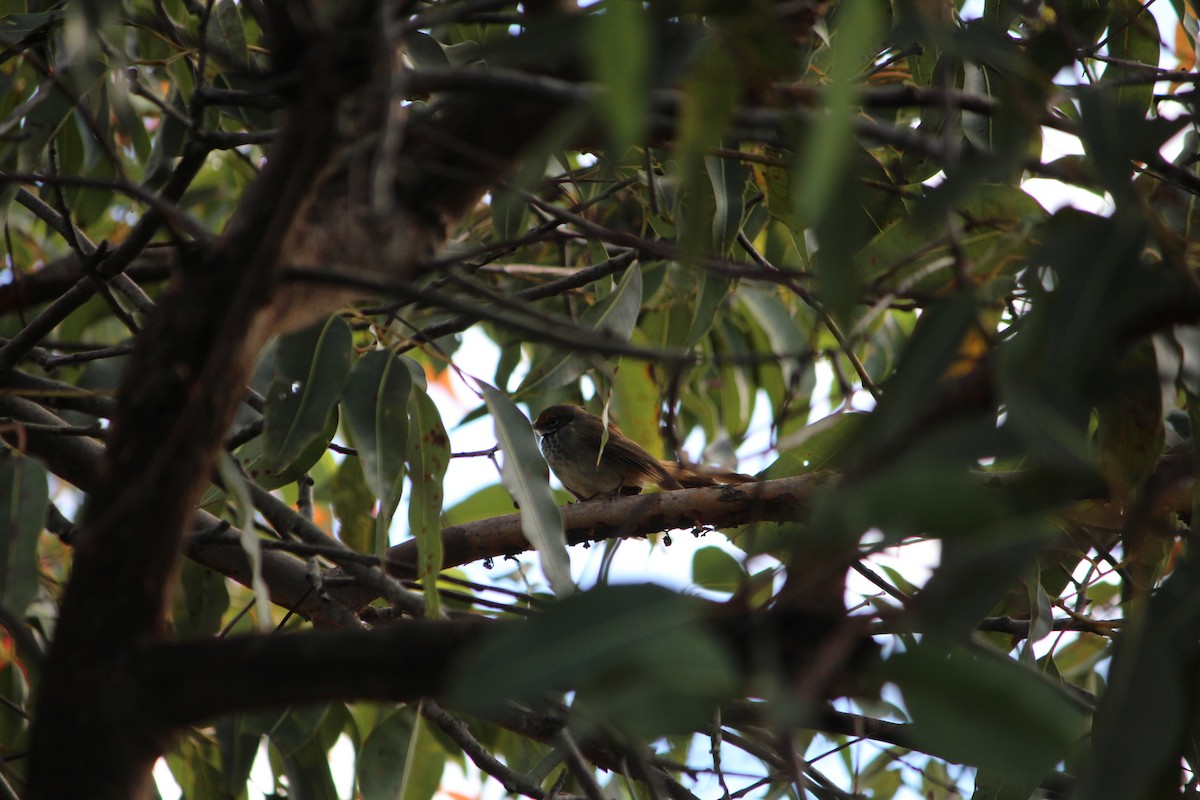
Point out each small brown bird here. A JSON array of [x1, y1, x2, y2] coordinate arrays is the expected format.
[[532, 404, 753, 501]]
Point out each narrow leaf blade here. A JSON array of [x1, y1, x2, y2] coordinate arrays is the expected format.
[[480, 384, 572, 595]]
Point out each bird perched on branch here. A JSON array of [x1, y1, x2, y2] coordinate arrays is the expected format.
[[532, 404, 754, 501]]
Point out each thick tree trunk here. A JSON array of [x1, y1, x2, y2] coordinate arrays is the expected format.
[[24, 5, 364, 795], [24, 2, 578, 795]]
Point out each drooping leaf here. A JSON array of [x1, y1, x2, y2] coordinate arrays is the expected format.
[[216, 715, 260, 799], [332, 456, 375, 554], [761, 411, 866, 478], [684, 269, 731, 349], [611, 336, 662, 457], [481, 384, 572, 595], [738, 286, 809, 386], [357, 707, 444, 800], [0, 452, 46, 616], [206, 0, 249, 70], [518, 264, 643, 394], [1075, 545, 1200, 798], [167, 735, 225, 800], [674, 42, 740, 261], [1105, 0, 1161, 115], [264, 316, 352, 472], [407, 387, 450, 617], [172, 558, 230, 638], [343, 349, 414, 556], [587, 0, 650, 152], [706, 154, 749, 254]]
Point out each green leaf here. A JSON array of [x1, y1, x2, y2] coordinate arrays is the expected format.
[[855, 184, 1046, 294], [1105, 0, 1161, 115], [1075, 546, 1200, 798], [256, 409, 340, 491], [1095, 339, 1163, 495], [357, 707, 444, 800], [279, 734, 340, 800], [691, 547, 746, 593], [18, 69, 102, 171], [684, 270, 731, 349], [706, 154, 749, 254], [795, 0, 882, 224], [490, 182, 532, 244], [611, 335, 662, 457], [587, 0, 650, 152], [172, 558, 230, 638], [0, 452, 46, 615], [0, 10, 66, 38], [343, 350, 414, 556], [216, 715, 260, 799], [167, 735, 225, 800], [747, 144, 803, 233], [206, 0, 249, 69], [449, 584, 737, 738], [407, 387, 450, 617], [737, 286, 808, 386], [264, 316, 352, 472], [761, 412, 866, 479], [143, 89, 191, 188], [480, 384, 572, 595], [407, 32, 450, 69], [518, 264, 643, 394], [674, 43, 740, 261], [332, 456, 375, 554], [887, 640, 1089, 783], [442, 484, 517, 526], [1020, 563, 1054, 663], [972, 767, 1043, 800]]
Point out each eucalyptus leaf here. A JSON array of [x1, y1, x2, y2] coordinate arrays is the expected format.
[[0, 452, 45, 616], [343, 350, 414, 556], [481, 384, 572, 595], [264, 316, 352, 472], [407, 387, 450, 617]]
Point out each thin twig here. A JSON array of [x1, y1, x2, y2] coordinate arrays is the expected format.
[[423, 700, 577, 800]]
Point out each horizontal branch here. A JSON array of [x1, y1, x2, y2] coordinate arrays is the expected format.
[[143, 617, 487, 725], [144, 593, 871, 728], [330, 473, 838, 609]]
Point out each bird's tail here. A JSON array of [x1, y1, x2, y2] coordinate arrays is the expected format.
[[659, 462, 756, 489]]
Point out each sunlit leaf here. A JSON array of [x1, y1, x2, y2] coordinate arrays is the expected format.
[[442, 484, 517, 526], [407, 387, 450, 617], [692, 546, 745, 593]]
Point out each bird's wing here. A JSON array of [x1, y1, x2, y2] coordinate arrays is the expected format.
[[599, 433, 682, 489]]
